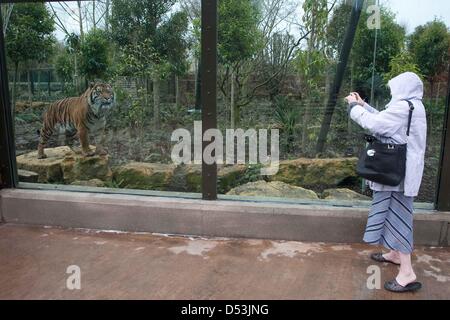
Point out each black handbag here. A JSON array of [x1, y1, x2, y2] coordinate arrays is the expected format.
[[356, 100, 415, 186]]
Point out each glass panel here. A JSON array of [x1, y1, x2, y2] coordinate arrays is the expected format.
[[215, 0, 449, 207], [4, 0, 201, 195]]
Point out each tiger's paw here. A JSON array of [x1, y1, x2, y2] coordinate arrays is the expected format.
[[82, 150, 96, 157], [95, 148, 108, 156], [68, 146, 82, 154]]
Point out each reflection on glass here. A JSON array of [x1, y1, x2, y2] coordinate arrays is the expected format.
[[5, 0, 200, 193], [3, 0, 449, 205], [215, 0, 449, 205]]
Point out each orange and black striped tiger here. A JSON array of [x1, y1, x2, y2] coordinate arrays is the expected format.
[[37, 82, 115, 159]]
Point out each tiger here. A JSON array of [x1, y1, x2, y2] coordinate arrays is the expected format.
[[37, 82, 115, 159]]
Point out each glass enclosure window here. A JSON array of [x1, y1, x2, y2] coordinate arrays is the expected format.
[[3, 0, 201, 195], [2, 0, 449, 206], [215, 0, 449, 206]]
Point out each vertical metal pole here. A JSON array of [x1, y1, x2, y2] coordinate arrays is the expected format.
[[0, 6, 18, 189], [436, 65, 450, 211], [201, 0, 217, 200], [370, 0, 380, 105]]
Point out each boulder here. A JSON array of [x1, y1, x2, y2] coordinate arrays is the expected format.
[[17, 169, 39, 183], [227, 180, 319, 200], [16, 146, 112, 184], [322, 188, 370, 201], [270, 158, 358, 188], [170, 164, 248, 193], [112, 162, 249, 193], [113, 162, 176, 190], [182, 164, 202, 193], [218, 165, 248, 193], [71, 179, 106, 187]]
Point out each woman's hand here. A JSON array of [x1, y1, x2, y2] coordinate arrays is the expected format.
[[345, 92, 365, 105], [351, 92, 365, 106], [345, 93, 358, 104]]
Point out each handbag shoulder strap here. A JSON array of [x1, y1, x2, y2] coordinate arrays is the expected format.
[[403, 100, 415, 136]]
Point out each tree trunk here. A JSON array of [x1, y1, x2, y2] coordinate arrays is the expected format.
[[37, 69, 41, 95], [77, 1, 84, 41], [92, 0, 96, 29], [436, 81, 441, 104], [27, 69, 33, 104], [146, 76, 150, 108], [73, 55, 79, 93], [302, 98, 310, 152], [48, 70, 51, 96], [2, 4, 14, 37], [302, 48, 312, 152], [348, 60, 355, 139], [11, 62, 19, 120], [429, 80, 435, 101], [230, 69, 236, 129], [153, 75, 160, 128], [175, 74, 181, 107], [105, 0, 110, 32], [195, 60, 201, 110]]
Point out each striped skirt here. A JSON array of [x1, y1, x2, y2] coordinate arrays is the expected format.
[[363, 191, 414, 254]]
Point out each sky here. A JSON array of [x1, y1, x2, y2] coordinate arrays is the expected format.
[[49, 0, 450, 41], [386, 0, 450, 34]]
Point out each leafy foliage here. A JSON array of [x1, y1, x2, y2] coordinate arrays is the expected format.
[[55, 49, 74, 83], [218, 0, 262, 65], [409, 20, 450, 82], [273, 96, 300, 153], [383, 51, 423, 82], [5, 3, 55, 66], [79, 29, 111, 81], [328, 2, 406, 97]]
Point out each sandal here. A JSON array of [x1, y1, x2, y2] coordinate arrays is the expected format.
[[370, 252, 400, 265], [384, 279, 422, 293]]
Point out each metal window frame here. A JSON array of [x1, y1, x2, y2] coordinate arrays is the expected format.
[[0, 0, 449, 210], [436, 65, 450, 211], [201, 0, 217, 200], [0, 4, 18, 189]]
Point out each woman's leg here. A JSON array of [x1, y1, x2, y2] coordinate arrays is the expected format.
[[396, 252, 417, 286], [363, 191, 391, 246], [382, 250, 400, 264]]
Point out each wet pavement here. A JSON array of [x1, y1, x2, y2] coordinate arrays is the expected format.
[[0, 223, 449, 299]]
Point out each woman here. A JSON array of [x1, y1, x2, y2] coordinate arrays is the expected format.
[[345, 72, 427, 293]]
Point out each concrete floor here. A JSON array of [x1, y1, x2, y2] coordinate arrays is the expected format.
[[0, 223, 449, 300]]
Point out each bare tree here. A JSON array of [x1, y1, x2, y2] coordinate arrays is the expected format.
[[218, 0, 307, 113], [1, 4, 14, 37], [76, 1, 84, 40]]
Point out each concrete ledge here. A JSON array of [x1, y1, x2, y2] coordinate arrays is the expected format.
[[1, 188, 449, 246]]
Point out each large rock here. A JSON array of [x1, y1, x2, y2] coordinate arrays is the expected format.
[[17, 169, 39, 183], [177, 164, 248, 193], [16, 146, 112, 184], [110, 158, 358, 193], [218, 165, 248, 193], [322, 188, 370, 201], [112, 162, 248, 193], [113, 162, 176, 190], [270, 158, 358, 188], [227, 180, 319, 200], [71, 179, 106, 187]]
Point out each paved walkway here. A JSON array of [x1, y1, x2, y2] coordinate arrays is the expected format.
[[0, 223, 449, 299]]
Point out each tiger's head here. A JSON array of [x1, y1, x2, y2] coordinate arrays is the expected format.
[[88, 82, 115, 114]]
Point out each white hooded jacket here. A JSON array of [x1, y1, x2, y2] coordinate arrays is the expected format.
[[349, 72, 427, 197]]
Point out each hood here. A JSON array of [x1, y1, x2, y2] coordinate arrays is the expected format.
[[387, 72, 423, 105]]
